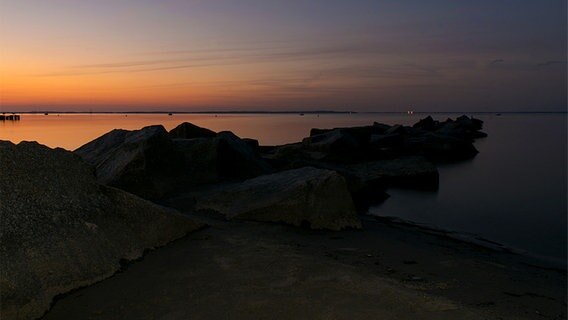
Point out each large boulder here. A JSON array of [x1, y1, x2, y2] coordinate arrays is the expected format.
[[169, 122, 216, 139], [262, 142, 327, 170], [242, 138, 260, 151], [302, 129, 360, 153], [384, 124, 407, 135], [301, 129, 363, 162], [412, 115, 485, 137], [309, 122, 390, 139], [456, 115, 483, 131], [173, 131, 273, 187], [369, 133, 404, 148], [75, 125, 184, 199], [435, 116, 487, 140], [0, 141, 203, 320], [169, 167, 361, 230], [284, 157, 437, 210], [72, 128, 130, 164], [412, 115, 439, 131]]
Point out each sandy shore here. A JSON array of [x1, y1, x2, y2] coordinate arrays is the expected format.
[[41, 212, 566, 320]]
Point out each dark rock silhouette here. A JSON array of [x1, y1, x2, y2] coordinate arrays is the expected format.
[[76, 126, 273, 199], [258, 115, 485, 207], [302, 129, 361, 161], [309, 122, 389, 138], [169, 122, 217, 139], [436, 117, 487, 140], [174, 131, 272, 187], [263, 142, 326, 167], [412, 115, 437, 131], [242, 138, 260, 150], [369, 133, 404, 148], [75, 125, 184, 199], [74, 115, 485, 227], [256, 155, 436, 211], [0, 141, 203, 320], [266, 115, 486, 164], [385, 124, 407, 135]]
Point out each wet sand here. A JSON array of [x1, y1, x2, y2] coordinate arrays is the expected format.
[[43, 214, 566, 320]]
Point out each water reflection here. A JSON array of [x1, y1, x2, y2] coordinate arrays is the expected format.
[[0, 113, 420, 150]]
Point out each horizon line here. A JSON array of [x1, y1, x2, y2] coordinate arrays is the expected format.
[[1, 110, 567, 115]]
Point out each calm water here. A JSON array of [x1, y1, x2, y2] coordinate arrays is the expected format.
[[370, 113, 567, 265], [1, 113, 566, 264]]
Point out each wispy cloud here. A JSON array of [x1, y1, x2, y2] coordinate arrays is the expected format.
[[537, 60, 565, 67], [34, 41, 419, 77], [489, 59, 505, 65]]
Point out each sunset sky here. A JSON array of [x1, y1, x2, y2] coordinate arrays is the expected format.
[[0, 0, 566, 112]]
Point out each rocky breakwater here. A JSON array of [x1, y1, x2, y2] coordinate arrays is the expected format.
[[76, 123, 360, 230], [265, 115, 485, 166], [261, 115, 486, 209], [74, 116, 486, 231], [0, 141, 203, 320]]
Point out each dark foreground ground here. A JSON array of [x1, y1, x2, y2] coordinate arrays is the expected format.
[[43, 214, 566, 320]]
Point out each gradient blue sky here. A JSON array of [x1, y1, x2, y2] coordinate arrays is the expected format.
[[0, 0, 566, 111]]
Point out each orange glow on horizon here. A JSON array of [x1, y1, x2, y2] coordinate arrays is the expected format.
[[1, 1, 565, 112]]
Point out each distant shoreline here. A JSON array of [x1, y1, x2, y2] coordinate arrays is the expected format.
[[2, 110, 567, 115]]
